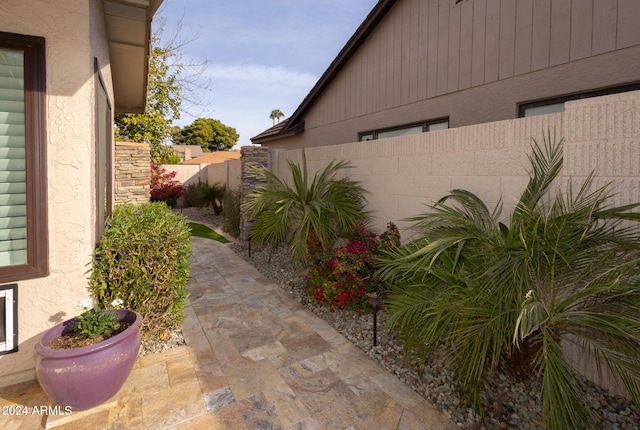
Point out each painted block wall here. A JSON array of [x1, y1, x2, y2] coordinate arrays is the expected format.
[[269, 89, 640, 396]]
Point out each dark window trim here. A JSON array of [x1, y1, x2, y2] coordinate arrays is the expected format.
[[518, 82, 640, 117], [94, 58, 113, 242], [359, 117, 449, 141], [0, 32, 48, 283]]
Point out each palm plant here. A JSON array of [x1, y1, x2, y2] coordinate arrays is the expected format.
[[377, 131, 640, 429], [243, 151, 369, 261], [269, 109, 284, 125]]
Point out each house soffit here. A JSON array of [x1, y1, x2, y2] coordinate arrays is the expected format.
[[104, 0, 163, 113]]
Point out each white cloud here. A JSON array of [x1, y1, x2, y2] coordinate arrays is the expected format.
[[207, 63, 318, 88]]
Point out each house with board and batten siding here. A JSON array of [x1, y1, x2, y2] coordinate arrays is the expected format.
[[252, 0, 640, 149]]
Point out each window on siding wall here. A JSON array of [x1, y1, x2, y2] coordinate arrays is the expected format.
[[359, 118, 449, 141], [0, 32, 48, 283], [518, 83, 640, 118]]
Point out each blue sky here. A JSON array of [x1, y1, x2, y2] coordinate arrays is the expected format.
[[157, 0, 378, 148]]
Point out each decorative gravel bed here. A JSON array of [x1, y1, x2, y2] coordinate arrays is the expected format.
[[183, 207, 640, 429]]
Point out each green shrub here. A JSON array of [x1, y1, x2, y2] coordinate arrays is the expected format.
[[182, 181, 225, 214], [88, 202, 192, 337], [222, 189, 241, 237]]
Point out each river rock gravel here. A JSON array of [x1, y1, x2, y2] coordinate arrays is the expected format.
[[183, 207, 640, 429]]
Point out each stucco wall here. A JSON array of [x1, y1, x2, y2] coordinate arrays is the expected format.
[[0, 0, 109, 386]]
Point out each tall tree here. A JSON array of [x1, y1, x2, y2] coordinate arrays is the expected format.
[[177, 118, 239, 152], [269, 109, 284, 125]]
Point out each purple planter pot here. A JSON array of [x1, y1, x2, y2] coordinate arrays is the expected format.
[[34, 309, 141, 411]]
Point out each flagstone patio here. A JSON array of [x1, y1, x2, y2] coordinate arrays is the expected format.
[[0, 236, 457, 429]]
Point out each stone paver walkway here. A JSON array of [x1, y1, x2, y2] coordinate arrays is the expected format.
[[0, 237, 457, 429]]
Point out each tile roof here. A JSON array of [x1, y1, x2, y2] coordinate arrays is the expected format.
[[180, 151, 241, 165]]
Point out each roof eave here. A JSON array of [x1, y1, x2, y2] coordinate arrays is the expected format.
[[104, 0, 164, 113], [281, 0, 397, 134]]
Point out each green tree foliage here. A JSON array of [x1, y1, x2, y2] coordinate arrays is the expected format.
[[377, 132, 640, 429], [175, 118, 239, 152], [243, 151, 370, 261]]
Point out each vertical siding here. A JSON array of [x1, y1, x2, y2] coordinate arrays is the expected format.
[[304, 0, 640, 130], [436, 0, 449, 95], [592, 0, 617, 55], [617, 0, 640, 48], [458, 0, 473, 90], [514, 0, 533, 76], [471, 0, 487, 86], [498, 0, 516, 80], [570, 0, 593, 61], [549, 1, 571, 66], [484, 0, 500, 83], [531, 0, 551, 70], [447, 2, 461, 94]]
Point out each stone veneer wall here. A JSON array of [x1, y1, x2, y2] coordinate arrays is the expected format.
[[115, 141, 150, 205], [240, 146, 269, 240]]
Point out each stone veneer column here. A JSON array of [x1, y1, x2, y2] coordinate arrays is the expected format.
[[115, 141, 150, 205], [240, 146, 270, 241]]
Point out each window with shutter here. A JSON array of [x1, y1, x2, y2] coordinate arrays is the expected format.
[[0, 48, 27, 266], [0, 32, 48, 283]]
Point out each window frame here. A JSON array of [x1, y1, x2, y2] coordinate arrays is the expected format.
[[0, 32, 48, 283], [518, 83, 640, 118], [359, 117, 449, 142], [94, 58, 113, 242]]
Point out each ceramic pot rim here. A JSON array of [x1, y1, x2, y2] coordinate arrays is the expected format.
[[34, 309, 141, 359]]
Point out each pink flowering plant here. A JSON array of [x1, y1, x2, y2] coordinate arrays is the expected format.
[[305, 222, 400, 311], [150, 163, 184, 207]]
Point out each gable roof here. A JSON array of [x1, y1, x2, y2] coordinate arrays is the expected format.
[[104, 0, 164, 113], [181, 150, 241, 165], [251, 0, 397, 144]]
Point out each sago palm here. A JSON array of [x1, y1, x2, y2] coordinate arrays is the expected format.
[[243, 151, 369, 261], [378, 131, 640, 429]]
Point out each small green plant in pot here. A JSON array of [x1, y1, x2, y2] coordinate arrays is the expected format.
[[88, 202, 192, 339]]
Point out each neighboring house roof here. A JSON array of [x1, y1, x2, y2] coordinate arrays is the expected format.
[[181, 151, 241, 165], [250, 118, 299, 143], [251, 0, 396, 144], [173, 144, 204, 160], [104, 0, 164, 113]]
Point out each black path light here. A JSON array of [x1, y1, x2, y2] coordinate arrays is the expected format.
[[367, 294, 383, 347]]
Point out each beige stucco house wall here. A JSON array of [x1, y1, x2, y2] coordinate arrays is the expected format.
[[0, 0, 161, 387]]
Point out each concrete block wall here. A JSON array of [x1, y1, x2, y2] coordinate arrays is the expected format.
[[206, 159, 242, 191], [165, 160, 242, 193], [269, 89, 640, 397], [114, 142, 150, 205], [273, 109, 565, 235]]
